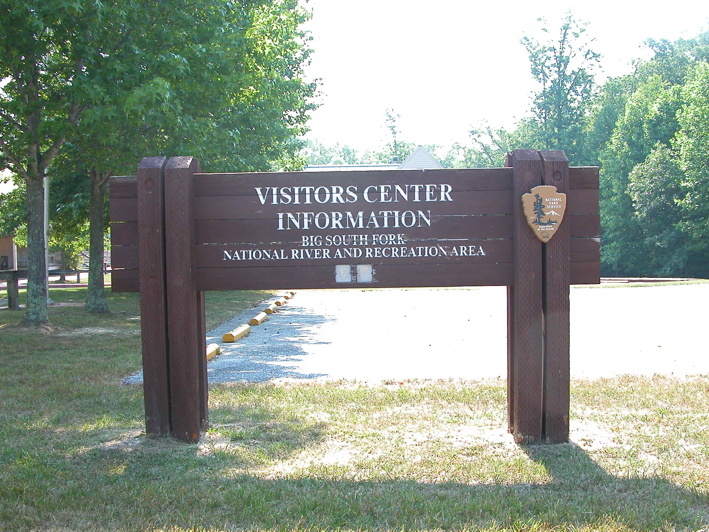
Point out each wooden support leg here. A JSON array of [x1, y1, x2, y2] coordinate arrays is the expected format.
[[540, 151, 571, 443], [508, 149, 544, 444], [164, 157, 203, 443], [137, 157, 171, 437]]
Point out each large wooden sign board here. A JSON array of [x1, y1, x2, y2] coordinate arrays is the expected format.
[[110, 150, 600, 444]]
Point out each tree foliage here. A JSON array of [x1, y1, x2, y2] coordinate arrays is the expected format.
[[0, 0, 317, 323], [589, 32, 709, 277], [521, 13, 600, 164]]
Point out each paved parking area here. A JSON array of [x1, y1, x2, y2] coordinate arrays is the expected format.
[[202, 283, 709, 383]]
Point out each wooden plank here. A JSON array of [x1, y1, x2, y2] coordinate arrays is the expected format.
[[114, 240, 596, 283], [193, 168, 514, 196], [194, 214, 515, 244], [193, 190, 515, 221], [109, 268, 139, 292], [569, 166, 600, 189], [569, 214, 601, 238], [195, 238, 512, 269], [567, 188, 599, 214], [164, 156, 203, 443], [540, 150, 571, 444], [111, 244, 139, 269], [508, 149, 544, 444], [110, 197, 138, 222], [119, 257, 579, 291], [110, 221, 138, 246], [570, 238, 601, 263], [136, 156, 170, 437], [196, 188, 596, 221], [109, 176, 137, 198], [194, 262, 514, 291], [196, 290, 208, 430], [570, 261, 601, 285]]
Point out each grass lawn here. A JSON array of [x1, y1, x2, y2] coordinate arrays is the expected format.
[[0, 286, 708, 531]]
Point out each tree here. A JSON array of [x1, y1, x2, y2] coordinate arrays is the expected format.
[[0, 0, 89, 326], [597, 75, 683, 275], [383, 108, 414, 164], [0, 0, 317, 322], [301, 140, 362, 166], [521, 13, 600, 164], [445, 121, 539, 169], [627, 145, 688, 275], [674, 61, 709, 275]]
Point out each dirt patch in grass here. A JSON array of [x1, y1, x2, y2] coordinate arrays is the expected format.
[[53, 326, 139, 337]]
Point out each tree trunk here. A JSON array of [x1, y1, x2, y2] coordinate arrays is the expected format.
[[21, 176, 50, 327], [85, 170, 110, 314]]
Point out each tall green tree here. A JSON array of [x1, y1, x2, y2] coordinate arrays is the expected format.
[[597, 75, 683, 275], [584, 31, 709, 277], [627, 145, 688, 275], [674, 61, 709, 275], [521, 13, 600, 164], [0, 0, 317, 323], [0, 0, 90, 325]]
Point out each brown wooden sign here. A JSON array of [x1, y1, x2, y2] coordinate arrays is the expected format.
[[110, 150, 600, 445]]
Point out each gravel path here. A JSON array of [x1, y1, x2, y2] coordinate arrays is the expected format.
[[199, 283, 709, 383]]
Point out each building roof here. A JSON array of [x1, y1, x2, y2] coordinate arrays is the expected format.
[[398, 146, 443, 170]]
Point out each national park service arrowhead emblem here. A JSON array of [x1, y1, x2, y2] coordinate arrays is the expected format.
[[522, 185, 567, 243]]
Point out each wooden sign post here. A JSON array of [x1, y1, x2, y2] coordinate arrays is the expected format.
[[110, 150, 600, 444]]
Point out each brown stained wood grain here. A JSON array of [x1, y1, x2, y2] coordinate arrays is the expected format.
[[112, 240, 599, 286], [110, 197, 138, 222], [117, 211, 597, 246], [508, 149, 544, 444], [110, 221, 138, 246], [568, 166, 600, 190], [164, 156, 203, 443], [109, 176, 137, 198], [570, 239, 601, 263], [567, 189, 599, 213], [569, 214, 601, 238], [196, 290, 208, 430], [540, 151, 571, 444], [193, 190, 515, 221], [570, 261, 601, 285], [193, 215, 514, 245], [192, 168, 514, 196], [195, 239, 512, 269], [111, 244, 139, 269], [136, 157, 170, 437], [194, 262, 514, 291], [110, 258, 599, 293]]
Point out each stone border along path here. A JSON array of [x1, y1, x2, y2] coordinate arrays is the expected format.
[[124, 283, 709, 385]]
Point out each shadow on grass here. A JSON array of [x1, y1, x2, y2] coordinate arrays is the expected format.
[[3, 399, 708, 530], [89, 440, 707, 530], [202, 442, 707, 530]]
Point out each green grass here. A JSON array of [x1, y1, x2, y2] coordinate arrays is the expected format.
[[0, 287, 708, 531]]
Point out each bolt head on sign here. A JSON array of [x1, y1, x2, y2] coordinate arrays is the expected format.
[[521, 185, 567, 243]]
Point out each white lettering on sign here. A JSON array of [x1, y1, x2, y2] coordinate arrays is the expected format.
[[276, 210, 431, 231], [255, 183, 452, 206], [222, 244, 486, 262], [219, 181, 490, 269]]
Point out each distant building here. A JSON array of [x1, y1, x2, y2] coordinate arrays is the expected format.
[[397, 146, 443, 170], [306, 146, 442, 172], [0, 175, 18, 270]]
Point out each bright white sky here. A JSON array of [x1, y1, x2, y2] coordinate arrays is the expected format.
[[302, 0, 709, 152]]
